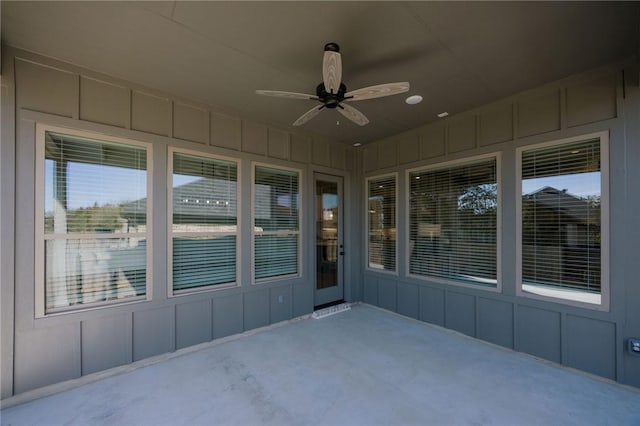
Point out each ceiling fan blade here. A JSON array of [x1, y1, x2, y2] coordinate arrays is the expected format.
[[337, 103, 369, 126], [345, 82, 410, 101], [255, 90, 318, 100], [322, 50, 342, 94], [293, 105, 323, 126]]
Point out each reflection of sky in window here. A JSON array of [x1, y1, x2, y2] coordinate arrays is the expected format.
[[277, 194, 300, 209], [323, 193, 337, 209], [45, 161, 146, 212], [174, 174, 199, 187], [277, 195, 291, 208], [522, 172, 600, 197]]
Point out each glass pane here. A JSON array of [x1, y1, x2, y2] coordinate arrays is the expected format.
[[45, 237, 146, 311], [317, 180, 338, 289], [173, 236, 236, 290], [44, 132, 147, 234], [254, 234, 298, 279], [409, 158, 497, 286], [171, 152, 238, 292], [173, 152, 237, 231], [521, 139, 601, 301], [368, 175, 396, 271], [254, 165, 300, 280], [254, 166, 299, 231]]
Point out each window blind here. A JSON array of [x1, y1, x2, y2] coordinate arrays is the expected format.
[[368, 175, 396, 271], [521, 139, 601, 294], [43, 132, 148, 312], [409, 158, 498, 286], [171, 152, 237, 291], [254, 166, 299, 280]]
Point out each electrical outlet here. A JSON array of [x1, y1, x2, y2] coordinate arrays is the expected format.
[[628, 338, 640, 356]]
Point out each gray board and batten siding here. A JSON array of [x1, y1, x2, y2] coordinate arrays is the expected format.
[[1, 43, 640, 400], [362, 62, 640, 387], [0, 47, 362, 398]]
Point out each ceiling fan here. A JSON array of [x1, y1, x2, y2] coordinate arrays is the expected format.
[[256, 43, 410, 127]]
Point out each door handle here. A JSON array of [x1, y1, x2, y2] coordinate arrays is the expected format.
[[339, 251, 345, 256]]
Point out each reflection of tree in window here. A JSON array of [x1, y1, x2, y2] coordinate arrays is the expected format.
[[409, 159, 497, 285], [43, 132, 147, 313]]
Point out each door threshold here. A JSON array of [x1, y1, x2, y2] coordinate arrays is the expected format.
[[312, 302, 350, 319], [314, 299, 345, 311]]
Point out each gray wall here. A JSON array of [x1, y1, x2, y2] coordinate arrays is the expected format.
[[2, 44, 639, 399], [361, 61, 640, 387], [0, 47, 361, 398]]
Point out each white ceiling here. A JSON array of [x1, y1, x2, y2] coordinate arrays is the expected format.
[[2, 1, 639, 145]]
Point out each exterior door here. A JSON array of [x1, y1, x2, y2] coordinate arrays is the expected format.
[[314, 173, 344, 307]]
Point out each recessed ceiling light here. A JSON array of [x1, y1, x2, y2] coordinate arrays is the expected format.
[[405, 95, 423, 105], [353, 142, 362, 147], [437, 112, 449, 118], [571, 150, 580, 154]]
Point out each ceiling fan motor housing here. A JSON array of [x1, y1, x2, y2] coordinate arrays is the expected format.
[[324, 42, 340, 52], [316, 82, 347, 108]]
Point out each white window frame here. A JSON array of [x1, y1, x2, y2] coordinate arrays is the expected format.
[[516, 131, 610, 311], [35, 124, 153, 318], [167, 147, 241, 296], [251, 162, 303, 284], [251, 161, 304, 285], [365, 172, 398, 275], [405, 152, 502, 292]]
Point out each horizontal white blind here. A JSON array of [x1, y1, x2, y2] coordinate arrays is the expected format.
[[368, 175, 396, 271], [254, 235, 299, 279], [172, 152, 237, 291], [45, 238, 147, 308], [521, 139, 601, 293], [409, 158, 498, 286], [43, 131, 148, 312], [45, 132, 147, 234], [254, 166, 299, 280]]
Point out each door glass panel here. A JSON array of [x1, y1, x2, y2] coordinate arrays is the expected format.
[[316, 180, 338, 289]]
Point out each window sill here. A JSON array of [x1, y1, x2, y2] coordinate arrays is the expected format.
[[170, 282, 240, 297], [520, 283, 603, 308], [406, 273, 501, 293], [522, 284, 602, 306], [37, 295, 148, 319]]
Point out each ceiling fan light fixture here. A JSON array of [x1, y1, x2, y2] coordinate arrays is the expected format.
[[437, 111, 449, 118], [405, 95, 423, 105], [353, 142, 362, 147]]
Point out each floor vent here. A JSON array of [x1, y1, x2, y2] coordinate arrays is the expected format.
[[312, 303, 351, 319]]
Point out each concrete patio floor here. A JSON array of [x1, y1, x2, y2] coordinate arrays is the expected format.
[[2, 304, 639, 426]]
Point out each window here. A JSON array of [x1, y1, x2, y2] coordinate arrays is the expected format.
[[408, 156, 499, 288], [518, 134, 608, 308], [37, 126, 150, 316], [253, 165, 300, 281], [169, 149, 238, 293], [367, 174, 397, 272]]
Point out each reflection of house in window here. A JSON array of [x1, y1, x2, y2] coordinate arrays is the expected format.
[[253, 166, 300, 280], [522, 186, 600, 292], [127, 175, 238, 291], [166, 178, 237, 232]]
